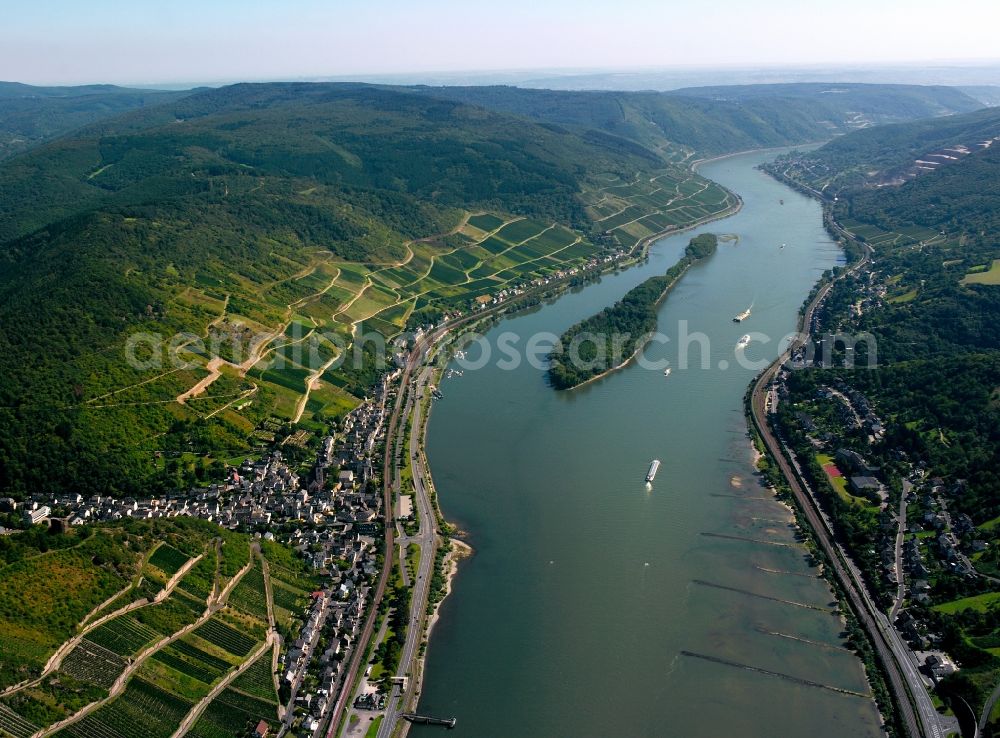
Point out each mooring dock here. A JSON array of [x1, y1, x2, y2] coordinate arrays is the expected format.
[[402, 713, 457, 729]]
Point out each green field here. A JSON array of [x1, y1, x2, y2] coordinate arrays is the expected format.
[[934, 592, 1000, 614], [815, 453, 864, 505], [467, 213, 505, 232], [963, 259, 1000, 285], [366, 715, 384, 738]]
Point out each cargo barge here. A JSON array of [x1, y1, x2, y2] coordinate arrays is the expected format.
[[645, 459, 661, 483]]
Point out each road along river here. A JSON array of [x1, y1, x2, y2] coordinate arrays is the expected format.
[[414, 149, 884, 738]]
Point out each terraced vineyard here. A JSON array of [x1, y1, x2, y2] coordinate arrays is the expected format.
[[582, 166, 738, 253], [228, 648, 278, 702], [835, 217, 947, 251], [231, 211, 613, 426], [0, 674, 105, 735], [59, 641, 128, 690], [192, 619, 258, 659], [134, 591, 206, 637], [270, 580, 309, 627], [185, 647, 280, 738], [217, 533, 250, 583], [227, 561, 268, 621], [265, 559, 318, 628], [55, 678, 194, 738], [35, 585, 266, 736], [186, 686, 278, 738], [79, 162, 733, 439], [0, 703, 38, 738], [0, 521, 295, 738], [147, 545, 191, 578], [176, 549, 218, 603], [148, 638, 235, 686], [87, 616, 161, 657]]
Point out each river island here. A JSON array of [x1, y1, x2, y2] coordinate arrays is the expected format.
[[547, 232, 718, 389]]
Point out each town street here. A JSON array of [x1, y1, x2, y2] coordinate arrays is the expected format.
[[890, 480, 911, 621]]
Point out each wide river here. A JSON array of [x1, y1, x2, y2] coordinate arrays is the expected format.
[[414, 149, 883, 737]]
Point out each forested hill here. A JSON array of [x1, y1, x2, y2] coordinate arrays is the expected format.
[[0, 81, 692, 498], [0, 82, 190, 161], [768, 105, 1000, 194], [0, 82, 659, 245], [768, 109, 1000, 513], [408, 83, 983, 155]]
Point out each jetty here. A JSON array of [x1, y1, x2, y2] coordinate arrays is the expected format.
[[402, 713, 457, 729]]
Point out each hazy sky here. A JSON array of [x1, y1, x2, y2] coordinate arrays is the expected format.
[[3, 0, 1000, 86]]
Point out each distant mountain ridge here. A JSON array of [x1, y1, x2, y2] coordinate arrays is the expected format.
[[0, 81, 190, 161], [959, 85, 1000, 107], [407, 82, 983, 155]]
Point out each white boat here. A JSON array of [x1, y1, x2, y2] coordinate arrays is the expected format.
[[663, 367, 672, 377], [736, 334, 751, 350], [645, 459, 661, 483], [733, 307, 751, 322]]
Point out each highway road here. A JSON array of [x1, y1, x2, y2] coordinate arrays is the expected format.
[[749, 236, 945, 738], [378, 366, 439, 738]]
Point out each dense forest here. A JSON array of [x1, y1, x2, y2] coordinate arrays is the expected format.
[[840, 138, 1000, 239], [548, 233, 717, 389]]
